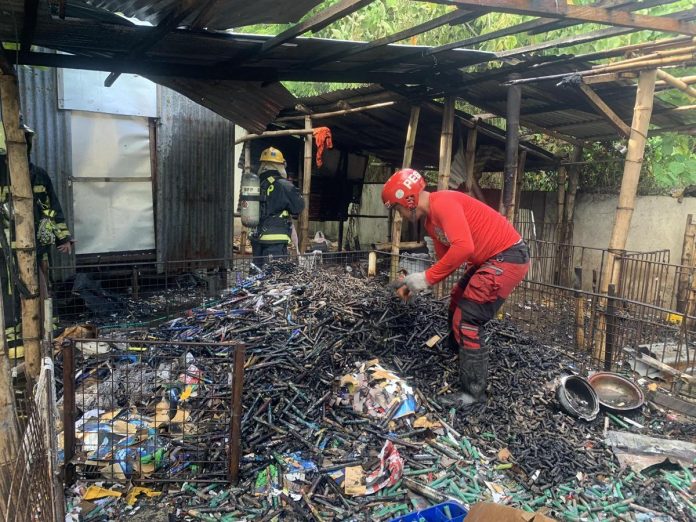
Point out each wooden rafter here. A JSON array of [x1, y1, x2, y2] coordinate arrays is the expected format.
[[256, 0, 373, 57], [433, 0, 696, 36], [299, 8, 482, 70], [20, 0, 40, 52], [577, 83, 631, 137]]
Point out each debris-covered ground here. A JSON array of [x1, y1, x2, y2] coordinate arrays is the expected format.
[[61, 261, 696, 521]]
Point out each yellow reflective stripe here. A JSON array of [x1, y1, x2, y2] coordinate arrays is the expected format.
[[267, 184, 275, 195], [32, 185, 46, 193], [279, 211, 289, 218], [259, 233, 291, 242]]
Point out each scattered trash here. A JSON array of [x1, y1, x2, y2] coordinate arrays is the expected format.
[[57, 261, 696, 521]]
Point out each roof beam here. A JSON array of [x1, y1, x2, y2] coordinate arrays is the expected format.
[[20, 0, 40, 52], [577, 83, 631, 137], [8, 49, 451, 84], [256, 0, 374, 56], [300, 8, 483, 69], [433, 0, 696, 35]]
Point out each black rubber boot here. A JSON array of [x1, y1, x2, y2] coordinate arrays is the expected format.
[[458, 345, 489, 403], [441, 345, 490, 407]]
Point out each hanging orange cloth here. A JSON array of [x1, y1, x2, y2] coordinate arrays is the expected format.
[[313, 127, 333, 167]]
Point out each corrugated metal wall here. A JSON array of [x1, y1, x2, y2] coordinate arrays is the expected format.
[[17, 65, 75, 270], [157, 86, 234, 263]]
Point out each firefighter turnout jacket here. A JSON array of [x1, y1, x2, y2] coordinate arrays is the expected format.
[[0, 162, 72, 259], [256, 169, 305, 244]]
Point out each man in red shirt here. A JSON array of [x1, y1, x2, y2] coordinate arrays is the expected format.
[[383, 169, 530, 404]]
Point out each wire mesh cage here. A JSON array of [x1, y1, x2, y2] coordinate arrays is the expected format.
[[62, 339, 245, 485]]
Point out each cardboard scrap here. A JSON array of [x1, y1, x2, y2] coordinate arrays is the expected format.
[[497, 448, 512, 462], [465, 503, 556, 522], [344, 466, 366, 496]]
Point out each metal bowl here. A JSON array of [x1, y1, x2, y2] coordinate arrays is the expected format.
[[556, 375, 600, 422], [588, 372, 644, 412]]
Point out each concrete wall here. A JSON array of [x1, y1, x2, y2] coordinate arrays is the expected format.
[[573, 193, 694, 263]]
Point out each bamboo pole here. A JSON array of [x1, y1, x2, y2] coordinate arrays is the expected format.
[[656, 68, 696, 99], [593, 44, 696, 69], [390, 106, 420, 280], [234, 128, 313, 145], [437, 97, 455, 191], [275, 100, 395, 122], [298, 116, 313, 254], [677, 214, 696, 314], [0, 74, 41, 380], [595, 68, 657, 361]]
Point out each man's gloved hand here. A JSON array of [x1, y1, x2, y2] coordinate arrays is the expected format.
[[403, 272, 429, 294]]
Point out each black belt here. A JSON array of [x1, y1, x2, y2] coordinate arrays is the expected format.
[[494, 240, 530, 264]]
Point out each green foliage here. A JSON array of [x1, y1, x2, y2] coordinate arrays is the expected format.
[[648, 134, 696, 190], [235, 0, 696, 191]]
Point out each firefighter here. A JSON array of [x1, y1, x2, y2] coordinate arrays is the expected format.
[[0, 119, 73, 329], [250, 147, 304, 267], [382, 169, 530, 404]]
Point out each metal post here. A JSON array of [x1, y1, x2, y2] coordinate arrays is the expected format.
[[229, 344, 245, 484], [503, 73, 521, 218], [62, 340, 76, 485], [605, 284, 617, 371]]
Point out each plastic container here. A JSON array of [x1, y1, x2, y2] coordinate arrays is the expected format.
[[388, 501, 468, 522]]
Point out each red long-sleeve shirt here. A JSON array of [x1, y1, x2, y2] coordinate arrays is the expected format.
[[424, 191, 521, 285]]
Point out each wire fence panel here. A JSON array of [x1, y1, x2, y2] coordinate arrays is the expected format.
[[0, 361, 60, 522], [62, 339, 245, 485]]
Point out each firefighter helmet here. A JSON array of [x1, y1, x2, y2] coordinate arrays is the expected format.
[[382, 169, 426, 210], [260, 147, 285, 164]]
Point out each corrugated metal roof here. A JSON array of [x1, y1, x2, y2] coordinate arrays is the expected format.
[[453, 61, 693, 141], [156, 85, 235, 262], [279, 86, 557, 172], [78, 0, 323, 29]]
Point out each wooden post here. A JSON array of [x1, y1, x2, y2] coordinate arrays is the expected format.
[[595, 68, 657, 361], [437, 97, 455, 191], [464, 125, 477, 193], [513, 149, 526, 224], [503, 73, 522, 217], [0, 74, 41, 380], [298, 116, 313, 254], [574, 267, 586, 352], [507, 149, 526, 222], [677, 214, 696, 313], [368, 251, 377, 277], [560, 146, 583, 285], [563, 145, 583, 245], [553, 164, 567, 284], [238, 142, 250, 256], [390, 106, 420, 279], [0, 290, 20, 518]]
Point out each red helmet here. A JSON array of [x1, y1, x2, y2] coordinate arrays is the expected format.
[[382, 169, 426, 210]]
